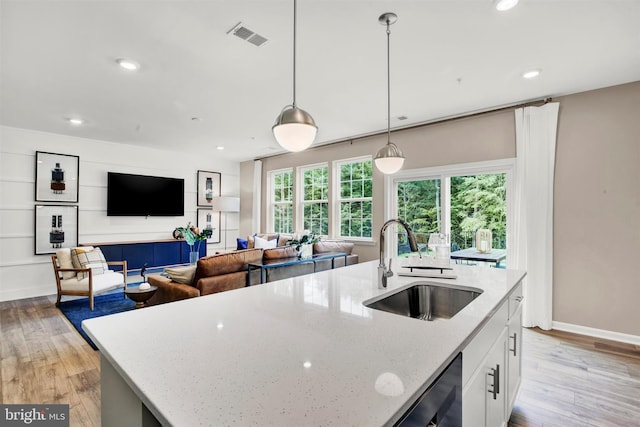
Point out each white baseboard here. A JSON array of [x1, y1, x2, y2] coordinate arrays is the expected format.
[[552, 321, 640, 346], [0, 286, 54, 303]]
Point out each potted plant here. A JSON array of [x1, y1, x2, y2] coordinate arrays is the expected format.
[[287, 231, 319, 259], [173, 222, 212, 264]]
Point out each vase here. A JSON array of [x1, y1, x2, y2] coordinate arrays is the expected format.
[[189, 250, 199, 265], [299, 243, 313, 259]]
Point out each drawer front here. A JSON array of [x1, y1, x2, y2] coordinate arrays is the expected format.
[[462, 301, 508, 386], [508, 282, 524, 319]]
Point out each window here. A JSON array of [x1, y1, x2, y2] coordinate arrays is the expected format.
[[450, 174, 507, 251], [397, 178, 441, 250], [300, 164, 328, 235], [391, 160, 513, 265], [336, 158, 373, 239], [269, 169, 293, 233]]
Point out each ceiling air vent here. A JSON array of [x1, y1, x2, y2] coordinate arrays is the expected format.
[[227, 22, 268, 47]]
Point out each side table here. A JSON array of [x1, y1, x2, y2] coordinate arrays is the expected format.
[[125, 285, 158, 309]]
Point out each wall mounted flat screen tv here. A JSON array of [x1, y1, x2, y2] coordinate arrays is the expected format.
[[107, 172, 184, 216]]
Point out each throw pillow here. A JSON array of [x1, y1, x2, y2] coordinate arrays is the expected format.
[[165, 265, 197, 285], [254, 235, 277, 249], [71, 247, 109, 280], [56, 246, 92, 280], [236, 238, 249, 250]]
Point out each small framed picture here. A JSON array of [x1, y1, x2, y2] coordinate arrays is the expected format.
[[34, 205, 79, 255], [197, 208, 221, 243], [35, 151, 79, 203], [197, 170, 221, 207]]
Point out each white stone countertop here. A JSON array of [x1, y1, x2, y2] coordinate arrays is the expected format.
[[83, 260, 525, 426]]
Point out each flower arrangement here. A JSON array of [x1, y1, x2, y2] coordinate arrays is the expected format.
[[286, 231, 320, 252], [173, 222, 212, 262]]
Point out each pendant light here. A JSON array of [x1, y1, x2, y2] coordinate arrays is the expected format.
[[272, 0, 317, 152], [374, 12, 405, 175]]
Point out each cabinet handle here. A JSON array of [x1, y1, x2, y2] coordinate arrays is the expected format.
[[487, 364, 500, 400], [510, 332, 517, 356], [514, 296, 523, 302]]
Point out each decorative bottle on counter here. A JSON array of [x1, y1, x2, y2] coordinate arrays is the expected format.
[[50, 162, 66, 193], [49, 215, 65, 248]]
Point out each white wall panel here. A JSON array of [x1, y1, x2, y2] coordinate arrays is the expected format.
[[0, 126, 240, 301]]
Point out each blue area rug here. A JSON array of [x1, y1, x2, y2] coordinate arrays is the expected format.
[[58, 292, 136, 350]]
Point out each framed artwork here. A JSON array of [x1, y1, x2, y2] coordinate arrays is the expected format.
[[197, 170, 221, 207], [35, 151, 79, 203], [197, 208, 221, 243], [34, 205, 79, 255]]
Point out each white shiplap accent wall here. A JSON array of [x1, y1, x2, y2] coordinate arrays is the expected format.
[[0, 126, 240, 301]]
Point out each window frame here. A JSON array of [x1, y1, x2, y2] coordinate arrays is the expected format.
[[385, 158, 515, 260], [333, 155, 374, 242], [296, 162, 329, 236], [267, 167, 294, 234]]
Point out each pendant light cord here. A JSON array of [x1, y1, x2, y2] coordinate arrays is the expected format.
[[386, 20, 391, 145], [292, 0, 297, 108]]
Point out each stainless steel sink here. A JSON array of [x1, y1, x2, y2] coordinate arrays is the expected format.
[[364, 283, 482, 321]]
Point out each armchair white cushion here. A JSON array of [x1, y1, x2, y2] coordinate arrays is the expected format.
[[53, 247, 127, 310]]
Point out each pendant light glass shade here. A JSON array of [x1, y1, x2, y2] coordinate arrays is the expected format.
[[374, 141, 405, 174], [375, 12, 405, 175], [273, 0, 317, 152], [273, 105, 317, 152]]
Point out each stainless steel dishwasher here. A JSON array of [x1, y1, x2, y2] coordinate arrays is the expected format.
[[395, 352, 462, 427]]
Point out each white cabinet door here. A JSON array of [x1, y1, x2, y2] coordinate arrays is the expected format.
[[463, 326, 508, 427], [463, 360, 487, 427], [485, 327, 507, 427], [507, 304, 523, 419]]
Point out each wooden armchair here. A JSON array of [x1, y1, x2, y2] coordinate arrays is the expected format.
[[52, 254, 127, 311]]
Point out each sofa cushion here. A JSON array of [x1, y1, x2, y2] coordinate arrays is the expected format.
[[56, 246, 93, 279], [236, 237, 249, 250], [193, 248, 263, 284], [265, 261, 314, 282], [196, 271, 250, 296], [247, 233, 279, 249], [165, 265, 197, 285], [263, 246, 298, 260], [59, 270, 124, 292], [147, 275, 200, 306], [313, 240, 354, 255], [254, 235, 277, 249], [71, 247, 109, 280]]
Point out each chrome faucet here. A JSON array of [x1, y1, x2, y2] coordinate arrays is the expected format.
[[379, 218, 419, 289]]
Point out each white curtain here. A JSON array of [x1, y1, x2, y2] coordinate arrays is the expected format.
[[513, 102, 559, 330], [252, 160, 262, 235]]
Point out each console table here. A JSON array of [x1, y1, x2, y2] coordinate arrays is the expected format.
[[248, 252, 348, 284], [82, 239, 207, 272]]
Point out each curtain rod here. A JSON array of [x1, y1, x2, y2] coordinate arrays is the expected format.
[[255, 96, 552, 161]]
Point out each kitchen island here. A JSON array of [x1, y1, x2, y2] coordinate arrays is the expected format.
[[83, 260, 525, 426]]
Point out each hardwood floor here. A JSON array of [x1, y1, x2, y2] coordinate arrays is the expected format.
[[2, 296, 639, 427], [0, 296, 100, 426], [509, 328, 640, 427]]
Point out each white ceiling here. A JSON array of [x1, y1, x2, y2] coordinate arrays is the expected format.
[[2, 0, 639, 162]]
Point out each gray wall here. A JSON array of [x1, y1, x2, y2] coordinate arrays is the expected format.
[[553, 83, 640, 335], [241, 81, 640, 337], [241, 108, 515, 263]]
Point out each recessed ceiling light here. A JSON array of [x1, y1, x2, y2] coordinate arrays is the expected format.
[[116, 58, 140, 71], [495, 0, 519, 11], [216, 146, 224, 150], [67, 118, 84, 126], [522, 69, 541, 79]]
